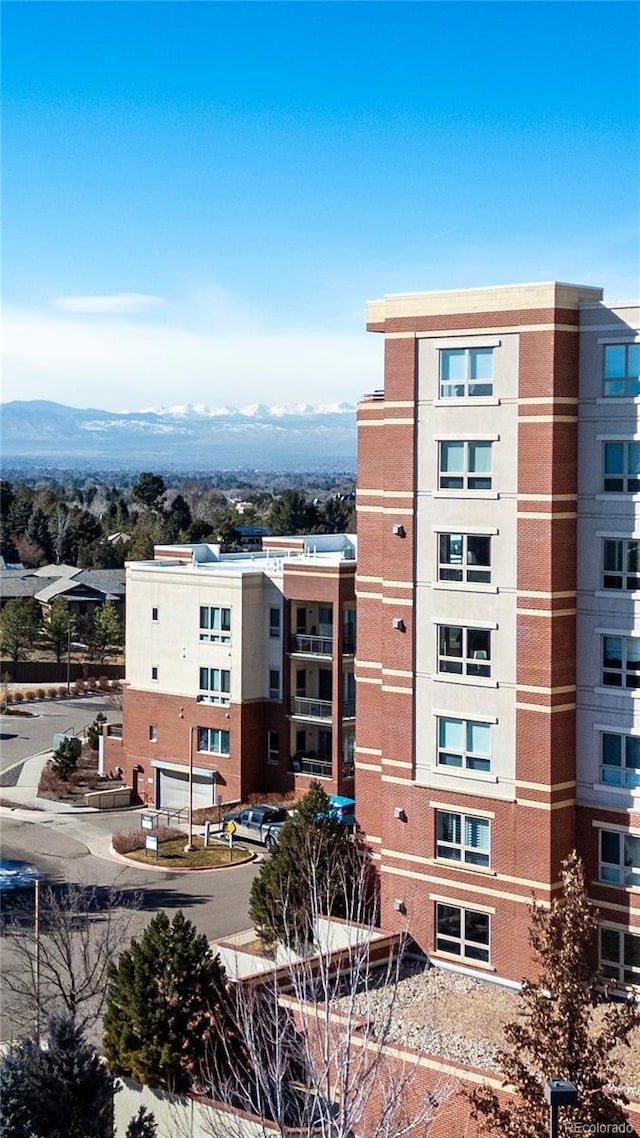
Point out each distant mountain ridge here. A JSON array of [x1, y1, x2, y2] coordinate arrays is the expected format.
[[0, 399, 358, 473]]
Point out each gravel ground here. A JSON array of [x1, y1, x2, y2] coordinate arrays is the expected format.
[[333, 960, 640, 1094]]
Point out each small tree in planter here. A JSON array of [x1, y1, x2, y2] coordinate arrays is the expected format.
[[50, 738, 80, 782], [87, 713, 107, 752]]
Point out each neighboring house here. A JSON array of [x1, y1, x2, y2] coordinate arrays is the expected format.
[[356, 279, 640, 989], [0, 564, 126, 623], [104, 534, 356, 810]]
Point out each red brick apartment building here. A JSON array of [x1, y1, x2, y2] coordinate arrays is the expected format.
[[105, 534, 356, 809], [355, 281, 640, 986]]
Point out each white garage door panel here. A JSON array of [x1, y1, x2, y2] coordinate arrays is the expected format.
[[157, 770, 215, 810]]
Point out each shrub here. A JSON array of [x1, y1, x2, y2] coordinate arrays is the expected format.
[[36, 688, 46, 700], [38, 764, 71, 796], [57, 686, 67, 698], [111, 827, 185, 855], [86, 676, 98, 689], [96, 676, 110, 691], [50, 738, 79, 781], [13, 690, 24, 703], [47, 688, 58, 699], [25, 689, 36, 701]]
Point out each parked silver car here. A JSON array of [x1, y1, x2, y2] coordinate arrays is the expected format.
[[222, 804, 290, 849]]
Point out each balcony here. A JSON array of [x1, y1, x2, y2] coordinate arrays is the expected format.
[[291, 633, 333, 657], [290, 697, 333, 721], [291, 753, 332, 778]]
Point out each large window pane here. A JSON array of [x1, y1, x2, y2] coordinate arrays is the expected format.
[[470, 349, 493, 381], [469, 442, 492, 473], [441, 350, 465, 382], [605, 345, 626, 379], [440, 717, 463, 750], [441, 442, 464, 472], [468, 721, 491, 755]]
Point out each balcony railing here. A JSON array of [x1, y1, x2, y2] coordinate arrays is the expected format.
[[291, 753, 332, 778], [291, 633, 333, 656], [291, 697, 333, 720], [343, 636, 356, 655]]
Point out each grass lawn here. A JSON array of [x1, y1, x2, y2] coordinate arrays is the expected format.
[[125, 836, 251, 868]]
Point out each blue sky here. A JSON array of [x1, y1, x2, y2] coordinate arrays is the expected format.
[[3, 1, 639, 411]]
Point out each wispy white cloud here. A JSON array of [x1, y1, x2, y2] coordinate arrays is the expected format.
[[50, 293, 166, 315], [2, 304, 378, 411]]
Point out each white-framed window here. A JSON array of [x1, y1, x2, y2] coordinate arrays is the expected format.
[[439, 347, 494, 398], [599, 830, 640, 887], [151, 607, 158, 622], [601, 732, 640, 789], [151, 666, 158, 681], [604, 343, 640, 397], [269, 669, 281, 700], [438, 625, 491, 678], [602, 636, 640, 689], [435, 810, 490, 867], [198, 667, 230, 704], [439, 441, 492, 491], [603, 442, 640, 493], [435, 902, 490, 963], [437, 717, 491, 773], [149, 725, 158, 742], [199, 606, 231, 642], [197, 727, 230, 755], [269, 607, 281, 638], [602, 539, 640, 591], [438, 533, 491, 584], [600, 926, 640, 986], [267, 730, 279, 764]]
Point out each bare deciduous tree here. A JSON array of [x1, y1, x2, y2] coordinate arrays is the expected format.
[[1, 881, 141, 1036], [200, 851, 455, 1138]]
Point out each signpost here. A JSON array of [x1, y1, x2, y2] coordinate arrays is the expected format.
[[225, 819, 236, 860], [145, 833, 159, 862], [141, 813, 155, 831]]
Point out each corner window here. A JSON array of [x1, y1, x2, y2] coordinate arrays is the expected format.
[[435, 810, 490, 867], [435, 902, 490, 963], [438, 534, 491, 584], [601, 732, 640, 789], [269, 669, 281, 700], [440, 347, 493, 398], [604, 343, 640, 397], [599, 830, 640, 888], [149, 725, 158, 742], [197, 727, 230, 755], [437, 717, 491, 772], [603, 442, 640, 493], [199, 606, 231, 642], [269, 607, 281, 638], [603, 539, 640, 590], [600, 926, 640, 986], [267, 730, 279, 764], [439, 442, 492, 491], [438, 625, 491, 678], [198, 667, 230, 704], [602, 636, 640, 688]]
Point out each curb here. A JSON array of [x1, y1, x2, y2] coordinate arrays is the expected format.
[[109, 844, 258, 872]]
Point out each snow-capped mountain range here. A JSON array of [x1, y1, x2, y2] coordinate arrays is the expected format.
[[1, 400, 357, 472]]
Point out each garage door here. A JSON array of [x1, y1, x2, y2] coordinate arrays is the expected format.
[[157, 769, 216, 810]]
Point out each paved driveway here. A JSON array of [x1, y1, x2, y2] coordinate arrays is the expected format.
[[0, 696, 117, 781]]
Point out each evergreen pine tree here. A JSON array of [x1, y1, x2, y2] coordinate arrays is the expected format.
[[469, 851, 640, 1136], [103, 910, 243, 1092], [249, 781, 366, 951], [0, 598, 40, 670], [123, 1107, 157, 1138], [91, 601, 123, 664], [0, 1011, 114, 1138]]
